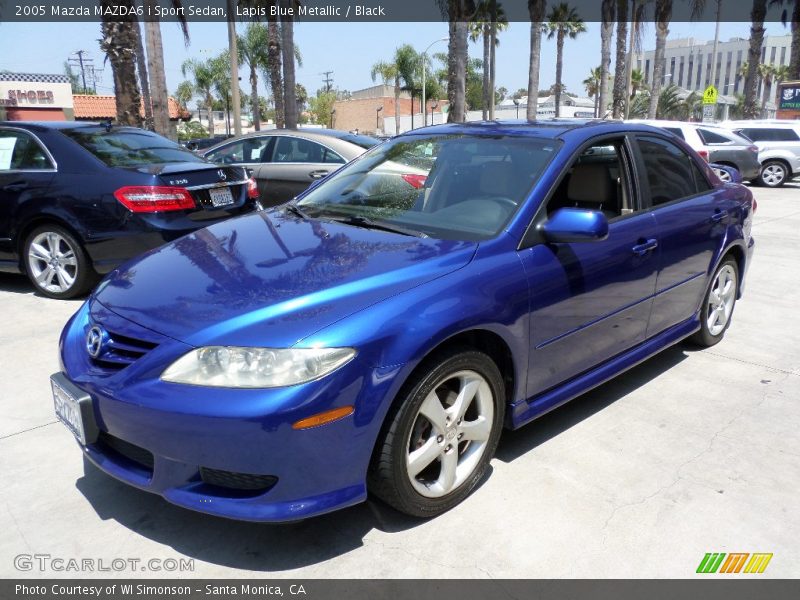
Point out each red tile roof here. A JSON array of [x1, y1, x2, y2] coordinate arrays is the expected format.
[[72, 95, 190, 120]]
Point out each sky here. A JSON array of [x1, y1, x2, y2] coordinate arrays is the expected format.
[[0, 20, 766, 110]]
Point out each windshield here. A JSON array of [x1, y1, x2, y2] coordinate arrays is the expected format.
[[296, 134, 559, 241], [63, 127, 207, 167]]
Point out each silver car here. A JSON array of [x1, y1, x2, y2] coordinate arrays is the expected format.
[[722, 120, 800, 187], [203, 129, 379, 205]]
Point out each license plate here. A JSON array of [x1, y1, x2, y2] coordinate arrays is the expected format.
[[52, 377, 87, 444], [209, 187, 234, 207]]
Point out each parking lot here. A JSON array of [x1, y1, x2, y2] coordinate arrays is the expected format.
[[0, 184, 798, 579]]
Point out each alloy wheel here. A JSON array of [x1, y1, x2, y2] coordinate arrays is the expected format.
[[761, 163, 786, 186], [713, 167, 732, 183], [27, 231, 79, 294], [706, 264, 736, 336], [405, 370, 494, 498]]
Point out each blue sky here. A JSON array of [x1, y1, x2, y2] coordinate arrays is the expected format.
[[0, 20, 764, 108]]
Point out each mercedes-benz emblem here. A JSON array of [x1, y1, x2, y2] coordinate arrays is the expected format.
[[86, 326, 105, 358], [217, 169, 227, 181]]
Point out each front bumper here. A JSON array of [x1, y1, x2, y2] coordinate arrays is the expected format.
[[57, 300, 400, 522]]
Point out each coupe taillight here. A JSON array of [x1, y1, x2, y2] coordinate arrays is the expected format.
[[246, 176, 260, 199], [752, 197, 758, 213], [114, 186, 196, 213], [401, 174, 427, 189]]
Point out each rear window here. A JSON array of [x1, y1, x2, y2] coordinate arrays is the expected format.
[[63, 127, 207, 167], [697, 128, 735, 144], [664, 127, 685, 140], [338, 133, 381, 149], [737, 128, 800, 142]]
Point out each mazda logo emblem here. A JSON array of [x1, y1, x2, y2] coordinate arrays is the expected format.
[[217, 169, 227, 181], [86, 326, 105, 358]]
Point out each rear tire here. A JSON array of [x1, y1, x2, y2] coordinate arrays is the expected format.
[[690, 257, 739, 347], [23, 224, 97, 299], [759, 160, 788, 187], [369, 348, 505, 518]]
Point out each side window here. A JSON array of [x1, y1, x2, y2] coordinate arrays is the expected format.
[[273, 137, 330, 163], [697, 128, 733, 144], [206, 138, 274, 164], [206, 141, 245, 164], [321, 147, 345, 164], [0, 130, 53, 171], [637, 136, 706, 206], [545, 139, 631, 220], [774, 128, 800, 142], [664, 127, 685, 140]]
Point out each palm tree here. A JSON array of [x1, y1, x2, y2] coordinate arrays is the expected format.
[[744, 0, 768, 118], [612, 0, 629, 118], [439, 0, 474, 123], [394, 45, 422, 128], [238, 23, 270, 130], [371, 60, 401, 134], [281, 0, 298, 128], [773, 63, 792, 107], [583, 67, 602, 117], [469, 1, 508, 119], [543, 3, 586, 118], [790, 0, 800, 79], [527, 0, 547, 120], [630, 68, 648, 98], [599, 0, 615, 119], [181, 58, 217, 134], [266, 14, 284, 128], [99, 0, 142, 126], [649, 0, 673, 119], [134, 23, 153, 130], [175, 81, 194, 109], [624, 0, 648, 119]]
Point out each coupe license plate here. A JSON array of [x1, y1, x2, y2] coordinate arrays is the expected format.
[[209, 187, 234, 207], [52, 376, 88, 444]]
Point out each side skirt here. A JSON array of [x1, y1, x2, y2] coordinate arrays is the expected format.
[[510, 316, 700, 430]]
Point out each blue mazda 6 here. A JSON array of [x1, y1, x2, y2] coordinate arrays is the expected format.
[[52, 120, 755, 521]]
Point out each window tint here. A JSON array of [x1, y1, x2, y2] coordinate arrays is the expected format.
[[273, 137, 342, 163], [698, 128, 734, 144], [738, 128, 800, 142], [63, 127, 205, 166], [664, 127, 685, 140], [206, 137, 272, 164], [638, 136, 707, 206], [0, 130, 53, 171]]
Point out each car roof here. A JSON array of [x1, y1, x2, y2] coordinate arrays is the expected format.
[[722, 120, 800, 128], [396, 119, 669, 140], [0, 121, 150, 134]]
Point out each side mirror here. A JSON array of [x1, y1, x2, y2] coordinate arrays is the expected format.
[[541, 208, 609, 243], [710, 163, 743, 184]]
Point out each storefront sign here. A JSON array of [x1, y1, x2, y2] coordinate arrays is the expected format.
[[0, 81, 73, 109]]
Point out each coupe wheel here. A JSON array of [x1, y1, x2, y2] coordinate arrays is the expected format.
[[691, 258, 738, 347], [24, 225, 96, 299], [369, 349, 505, 517], [759, 160, 787, 187]]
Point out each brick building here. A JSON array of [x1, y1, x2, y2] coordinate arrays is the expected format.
[[332, 84, 447, 135]]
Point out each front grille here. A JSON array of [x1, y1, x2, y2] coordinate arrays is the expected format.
[[97, 431, 154, 471], [200, 467, 277, 492], [91, 329, 158, 372]]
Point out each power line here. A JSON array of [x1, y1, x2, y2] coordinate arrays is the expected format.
[[320, 71, 334, 93], [68, 50, 96, 92]]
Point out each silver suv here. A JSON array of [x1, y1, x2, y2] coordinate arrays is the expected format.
[[721, 120, 800, 187]]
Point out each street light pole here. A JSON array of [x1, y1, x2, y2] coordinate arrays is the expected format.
[[513, 98, 520, 119], [376, 106, 383, 133], [421, 37, 447, 127]]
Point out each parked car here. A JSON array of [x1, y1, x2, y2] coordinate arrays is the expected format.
[[53, 120, 755, 522], [0, 122, 260, 298], [628, 119, 761, 183], [184, 136, 230, 153], [720, 120, 800, 187], [202, 128, 380, 206]]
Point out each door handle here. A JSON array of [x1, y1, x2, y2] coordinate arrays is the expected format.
[[710, 210, 726, 223], [2, 181, 28, 192], [631, 238, 658, 256], [308, 170, 329, 179]]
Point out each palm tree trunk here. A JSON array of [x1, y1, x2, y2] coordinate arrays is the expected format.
[[394, 75, 401, 134], [744, 0, 767, 119], [527, 0, 546, 120], [599, 0, 615, 119], [624, 0, 638, 119], [791, 1, 800, 80], [612, 0, 628, 119], [489, 22, 497, 120], [280, 6, 298, 128], [761, 74, 772, 117], [447, 17, 468, 123], [100, 2, 142, 127], [250, 64, 261, 131], [555, 30, 564, 118], [482, 24, 490, 120], [144, 17, 172, 139], [134, 22, 152, 130], [648, 1, 671, 119], [267, 16, 284, 128], [206, 92, 214, 135]]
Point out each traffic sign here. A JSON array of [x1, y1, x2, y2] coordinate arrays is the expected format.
[[702, 104, 715, 122], [703, 85, 718, 105]]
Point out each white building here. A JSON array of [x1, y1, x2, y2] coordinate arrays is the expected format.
[[637, 35, 792, 101]]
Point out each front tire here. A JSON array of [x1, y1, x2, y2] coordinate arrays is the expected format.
[[23, 224, 96, 299], [759, 160, 788, 187], [369, 349, 505, 518], [690, 258, 739, 347]]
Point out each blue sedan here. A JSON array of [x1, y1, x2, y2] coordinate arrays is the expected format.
[[53, 120, 755, 520]]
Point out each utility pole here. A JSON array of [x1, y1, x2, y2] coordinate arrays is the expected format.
[[68, 51, 93, 92], [321, 71, 334, 93]]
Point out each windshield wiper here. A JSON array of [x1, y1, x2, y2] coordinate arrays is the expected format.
[[284, 203, 312, 220], [327, 214, 428, 238]]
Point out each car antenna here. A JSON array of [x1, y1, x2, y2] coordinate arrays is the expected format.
[[103, 119, 113, 132]]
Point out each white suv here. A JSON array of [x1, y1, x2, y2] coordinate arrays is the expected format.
[[720, 120, 800, 187]]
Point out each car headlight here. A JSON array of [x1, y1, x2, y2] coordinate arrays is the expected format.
[[161, 346, 356, 388]]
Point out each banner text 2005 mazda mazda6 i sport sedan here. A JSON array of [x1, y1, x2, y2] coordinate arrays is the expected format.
[[52, 121, 755, 521]]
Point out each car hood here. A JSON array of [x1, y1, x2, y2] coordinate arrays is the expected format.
[[93, 210, 477, 348]]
